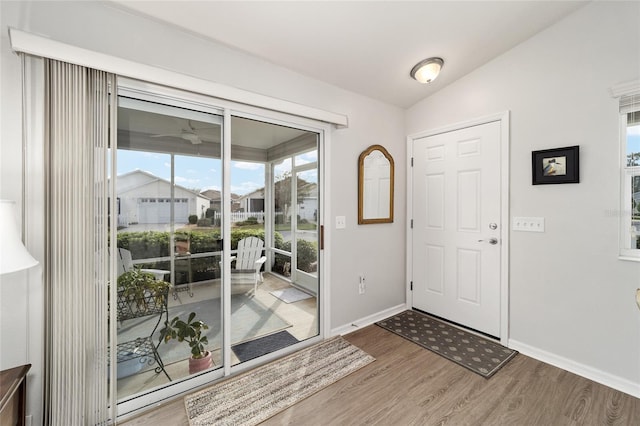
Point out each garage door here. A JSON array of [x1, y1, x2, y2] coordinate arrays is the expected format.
[[138, 198, 189, 224]]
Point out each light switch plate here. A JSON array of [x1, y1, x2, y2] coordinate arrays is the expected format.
[[336, 216, 346, 229], [513, 216, 545, 232]]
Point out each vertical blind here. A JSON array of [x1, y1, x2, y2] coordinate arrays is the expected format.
[[42, 58, 115, 425]]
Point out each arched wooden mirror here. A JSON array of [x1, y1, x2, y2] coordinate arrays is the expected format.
[[358, 144, 394, 224]]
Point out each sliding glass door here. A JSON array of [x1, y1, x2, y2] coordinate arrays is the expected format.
[[112, 83, 322, 416], [115, 97, 224, 401], [229, 116, 320, 367]]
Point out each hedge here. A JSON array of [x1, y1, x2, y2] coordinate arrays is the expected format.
[[117, 229, 298, 284]]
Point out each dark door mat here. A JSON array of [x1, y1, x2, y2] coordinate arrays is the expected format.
[[376, 310, 517, 378], [232, 330, 299, 363]]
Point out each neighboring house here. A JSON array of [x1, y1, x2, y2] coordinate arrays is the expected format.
[[200, 189, 242, 213], [117, 170, 210, 225], [235, 183, 318, 222], [237, 188, 264, 213]]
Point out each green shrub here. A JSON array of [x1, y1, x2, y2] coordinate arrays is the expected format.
[[273, 239, 291, 275], [197, 218, 212, 227], [118, 231, 170, 257], [235, 216, 261, 227], [296, 239, 317, 272], [188, 215, 198, 224]]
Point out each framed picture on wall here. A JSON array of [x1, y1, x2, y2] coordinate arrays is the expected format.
[[532, 146, 580, 185]]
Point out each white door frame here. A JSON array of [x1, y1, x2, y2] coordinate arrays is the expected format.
[[406, 111, 510, 344]]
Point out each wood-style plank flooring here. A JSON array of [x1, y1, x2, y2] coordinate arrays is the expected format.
[[121, 325, 640, 425]]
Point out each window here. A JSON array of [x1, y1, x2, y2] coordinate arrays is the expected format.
[[619, 86, 640, 259]]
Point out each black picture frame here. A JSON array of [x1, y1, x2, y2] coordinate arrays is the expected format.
[[532, 146, 579, 185]]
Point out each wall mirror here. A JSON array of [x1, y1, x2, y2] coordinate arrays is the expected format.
[[358, 144, 394, 224]]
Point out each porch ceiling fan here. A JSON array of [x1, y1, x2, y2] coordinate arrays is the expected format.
[[150, 120, 203, 144]]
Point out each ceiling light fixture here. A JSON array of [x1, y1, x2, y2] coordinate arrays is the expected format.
[[410, 57, 444, 84]]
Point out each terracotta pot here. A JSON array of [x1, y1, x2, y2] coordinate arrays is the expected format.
[[189, 351, 213, 374]]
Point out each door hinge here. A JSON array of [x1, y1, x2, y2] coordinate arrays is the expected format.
[[410, 281, 413, 291], [410, 219, 413, 229], [411, 157, 414, 167], [320, 225, 324, 250]]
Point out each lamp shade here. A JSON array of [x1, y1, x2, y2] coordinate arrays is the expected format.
[[410, 57, 444, 84], [0, 200, 38, 274]]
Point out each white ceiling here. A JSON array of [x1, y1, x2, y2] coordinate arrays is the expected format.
[[111, 1, 588, 108]]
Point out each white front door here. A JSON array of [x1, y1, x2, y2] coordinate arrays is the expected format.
[[412, 120, 502, 337]]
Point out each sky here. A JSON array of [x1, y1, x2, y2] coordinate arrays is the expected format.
[[116, 149, 317, 195], [629, 124, 640, 157]]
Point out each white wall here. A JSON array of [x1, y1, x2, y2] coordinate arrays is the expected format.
[[0, 1, 406, 422], [406, 1, 640, 396]]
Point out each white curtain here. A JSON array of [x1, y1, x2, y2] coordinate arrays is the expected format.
[[41, 58, 115, 425]]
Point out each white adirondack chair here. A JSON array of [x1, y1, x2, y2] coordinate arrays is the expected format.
[[117, 248, 169, 281], [230, 236, 267, 294]]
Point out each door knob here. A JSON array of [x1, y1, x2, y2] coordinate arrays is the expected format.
[[478, 238, 498, 245]]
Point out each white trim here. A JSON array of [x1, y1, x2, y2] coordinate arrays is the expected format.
[[8, 28, 348, 128], [330, 303, 407, 336], [615, 80, 640, 260], [406, 111, 511, 344], [509, 339, 640, 399], [618, 255, 640, 262], [22, 54, 46, 426], [405, 135, 414, 309], [222, 109, 232, 378], [321, 128, 331, 339], [499, 112, 511, 343], [610, 79, 640, 99]]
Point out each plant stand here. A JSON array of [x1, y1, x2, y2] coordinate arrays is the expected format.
[[115, 287, 171, 381]]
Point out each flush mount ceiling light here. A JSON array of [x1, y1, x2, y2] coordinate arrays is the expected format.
[[410, 57, 444, 84]]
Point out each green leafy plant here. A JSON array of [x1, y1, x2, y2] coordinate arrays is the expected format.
[[117, 268, 170, 312], [159, 312, 209, 359]]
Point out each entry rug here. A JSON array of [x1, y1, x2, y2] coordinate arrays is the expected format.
[[184, 336, 375, 425], [376, 310, 517, 378], [232, 330, 299, 363]]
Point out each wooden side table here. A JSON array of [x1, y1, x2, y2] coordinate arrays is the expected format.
[[0, 364, 31, 426]]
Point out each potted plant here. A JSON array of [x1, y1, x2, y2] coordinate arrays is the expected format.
[[117, 268, 170, 315], [159, 312, 213, 374]]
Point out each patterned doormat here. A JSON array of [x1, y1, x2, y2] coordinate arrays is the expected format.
[[184, 336, 375, 425], [376, 310, 517, 378]]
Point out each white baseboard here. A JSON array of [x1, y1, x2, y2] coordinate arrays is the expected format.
[[331, 303, 408, 337], [509, 339, 640, 399]]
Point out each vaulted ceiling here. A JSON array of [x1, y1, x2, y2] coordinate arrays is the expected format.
[[111, 1, 588, 108]]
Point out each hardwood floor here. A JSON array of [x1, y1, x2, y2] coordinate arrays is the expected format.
[[121, 325, 640, 425]]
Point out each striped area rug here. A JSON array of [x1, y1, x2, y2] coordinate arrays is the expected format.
[[184, 336, 375, 425], [376, 310, 517, 378]]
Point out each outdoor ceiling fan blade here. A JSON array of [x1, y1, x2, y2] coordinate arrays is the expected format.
[[150, 133, 180, 138]]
